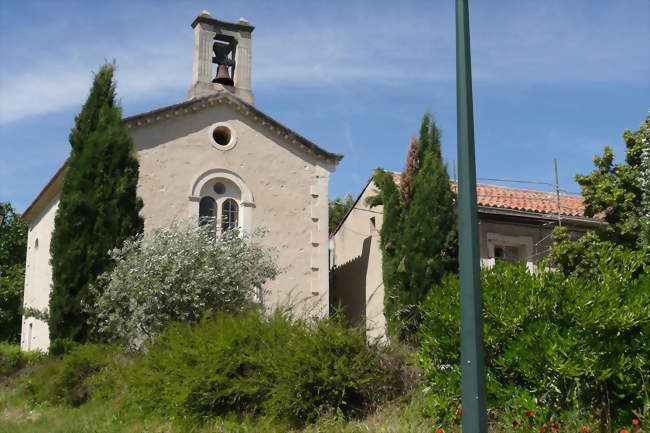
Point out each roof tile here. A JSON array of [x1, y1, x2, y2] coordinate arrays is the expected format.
[[388, 171, 595, 218]]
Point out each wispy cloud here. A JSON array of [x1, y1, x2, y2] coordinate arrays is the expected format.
[[1, 1, 647, 125]]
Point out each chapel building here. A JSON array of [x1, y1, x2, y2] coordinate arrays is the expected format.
[[20, 12, 342, 351]]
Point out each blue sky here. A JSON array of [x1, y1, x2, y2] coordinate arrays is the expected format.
[[1, 0, 648, 212]]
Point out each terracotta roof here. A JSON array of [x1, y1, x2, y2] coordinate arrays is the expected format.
[[469, 183, 589, 217], [388, 171, 597, 219]]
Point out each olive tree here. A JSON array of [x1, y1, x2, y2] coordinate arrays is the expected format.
[[85, 222, 279, 346]]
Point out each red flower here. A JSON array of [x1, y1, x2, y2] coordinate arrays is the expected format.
[[541, 429, 547, 433], [526, 411, 535, 417], [512, 421, 519, 426], [550, 422, 555, 427], [581, 426, 588, 432], [621, 430, 629, 433], [456, 410, 462, 417], [436, 429, 444, 433], [633, 420, 640, 425], [551, 428, 557, 432]]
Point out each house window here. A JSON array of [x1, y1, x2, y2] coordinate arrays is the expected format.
[[493, 244, 520, 263], [221, 199, 239, 231], [213, 182, 226, 195], [199, 196, 217, 228], [485, 232, 534, 270], [197, 178, 243, 235]]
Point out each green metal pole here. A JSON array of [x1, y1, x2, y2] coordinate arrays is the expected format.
[[455, 1, 487, 432]]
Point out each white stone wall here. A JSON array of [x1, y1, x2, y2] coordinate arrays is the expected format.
[[330, 181, 386, 341], [20, 195, 59, 351], [21, 103, 335, 351], [132, 103, 335, 315]]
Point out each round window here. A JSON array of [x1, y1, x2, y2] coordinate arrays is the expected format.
[[209, 123, 237, 151], [212, 126, 232, 146], [213, 182, 226, 195]]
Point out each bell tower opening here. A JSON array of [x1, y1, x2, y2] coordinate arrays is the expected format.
[[212, 37, 236, 86], [189, 10, 255, 104]]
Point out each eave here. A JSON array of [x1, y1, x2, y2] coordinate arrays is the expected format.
[[123, 91, 343, 165]]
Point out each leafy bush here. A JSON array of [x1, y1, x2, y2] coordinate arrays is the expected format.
[[26, 344, 114, 406], [124, 311, 398, 426], [0, 202, 28, 343], [417, 251, 650, 429], [0, 343, 45, 378], [85, 222, 279, 345], [263, 315, 395, 423], [49, 338, 79, 356]]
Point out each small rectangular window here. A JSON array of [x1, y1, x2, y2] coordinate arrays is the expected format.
[[494, 244, 520, 263]]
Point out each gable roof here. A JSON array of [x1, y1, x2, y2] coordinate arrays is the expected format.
[[388, 170, 595, 218], [123, 91, 343, 164], [469, 182, 589, 218], [331, 172, 603, 237], [22, 92, 343, 223]]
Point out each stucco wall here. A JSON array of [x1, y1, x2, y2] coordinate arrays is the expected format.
[[20, 195, 59, 351], [21, 103, 335, 351], [330, 181, 386, 341], [478, 218, 592, 268], [131, 104, 334, 314]]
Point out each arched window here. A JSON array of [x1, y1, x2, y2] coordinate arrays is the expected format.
[[221, 199, 239, 231], [199, 196, 216, 228]]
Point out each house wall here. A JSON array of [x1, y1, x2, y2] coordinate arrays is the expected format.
[[21, 103, 335, 351], [478, 218, 593, 268], [20, 195, 58, 351], [330, 182, 599, 342]]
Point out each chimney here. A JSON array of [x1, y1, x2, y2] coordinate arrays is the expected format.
[[189, 11, 255, 104]]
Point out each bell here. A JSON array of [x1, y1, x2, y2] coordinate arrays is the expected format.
[[213, 63, 234, 86]]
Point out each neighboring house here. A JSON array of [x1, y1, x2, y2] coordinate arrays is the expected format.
[[20, 12, 342, 351], [329, 174, 604, 341]]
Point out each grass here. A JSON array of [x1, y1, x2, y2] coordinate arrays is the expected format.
[[0, 379, 436, 433]]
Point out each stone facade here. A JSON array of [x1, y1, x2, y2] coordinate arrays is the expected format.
[[20, 13, 342, 351]]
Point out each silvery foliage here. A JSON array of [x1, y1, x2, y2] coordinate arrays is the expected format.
[[85, 221, 279, 346]]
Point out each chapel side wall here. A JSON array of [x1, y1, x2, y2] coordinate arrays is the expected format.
[[331, 182, 383, 266], [331, 182, 385, 340], [20, 195, 59, 351], [130, 104, 334, 317]]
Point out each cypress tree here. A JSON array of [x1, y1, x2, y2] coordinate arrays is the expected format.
[[400, 135, 420, 206], [49, 63, 143, 343], [399, 114, 457, 335], [367, 113, 457, 340]]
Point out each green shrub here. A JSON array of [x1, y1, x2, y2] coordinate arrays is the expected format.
[[263, 315, 393, 424], [26, 343, 114, 406], [125, 311, 397, 426], [0, 343, 45, 378], [49, 338, 79, 356], [418, 252, 650, 429]]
